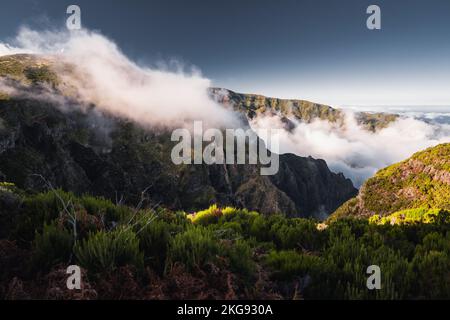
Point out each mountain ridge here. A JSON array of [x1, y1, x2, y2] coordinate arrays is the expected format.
[[210, 87, 399, 131]]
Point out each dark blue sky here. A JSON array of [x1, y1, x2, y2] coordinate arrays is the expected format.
[[1, 0, 450, 106]]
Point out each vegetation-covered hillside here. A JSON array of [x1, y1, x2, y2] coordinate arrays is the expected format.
[[210, 88, 399, 131], [0, 54, 58, 86], [1, 183, 450, 300], [332, 143, 450, 220]]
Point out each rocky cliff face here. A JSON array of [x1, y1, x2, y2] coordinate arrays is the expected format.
[[0, 54, 357, 218], [331, 143, 450, 219]]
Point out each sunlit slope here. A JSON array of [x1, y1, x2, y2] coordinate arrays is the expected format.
[[332, 143, 450, 219]]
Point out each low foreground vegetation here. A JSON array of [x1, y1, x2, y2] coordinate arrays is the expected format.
[[1, 184, 450, 299]]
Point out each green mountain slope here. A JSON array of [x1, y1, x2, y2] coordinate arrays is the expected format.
[[332, 143, 450, 219], [210, 88, 399, 131]]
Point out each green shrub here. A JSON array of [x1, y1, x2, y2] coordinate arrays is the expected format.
[[32, 223, 74, 271], [80, 195, 132, 226], [0, 184, 22, 239], [269, 218, 322, 251], [75, 228, 143, 273], [13, 190, 74, 244], [209, 221, 245, 240], [225, 239, 255, 277], [417, 232, 450, 254], [219, 208, 259, 235], [137, 219, 173, 273], [411, 250, 450, 298], [157, 209, 190, 232], [372, 208, 450, 226], [188, 205, 223, 225], [189, 205, 258, 228], [265, 250, 323, 281], [3, 184, 450, 299], [0, 182, 17, 192], [249, 215, 281, 242], [168, 227, 220, 271]]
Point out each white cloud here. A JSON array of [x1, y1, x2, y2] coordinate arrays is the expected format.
[[251, 111, 450, 187], [0, 43, 31, 56], [0, 27, 239, 129]]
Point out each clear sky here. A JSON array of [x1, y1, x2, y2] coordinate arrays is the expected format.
[[1, 0, 450, 107]]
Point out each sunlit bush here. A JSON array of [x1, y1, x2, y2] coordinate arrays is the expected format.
[[370, 208, 450, 225], [188, 205, 223, 225]]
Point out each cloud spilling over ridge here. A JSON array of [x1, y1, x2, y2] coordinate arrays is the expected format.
[[0, 28, 239, 129], [2, 28, 449, 187], [251, 111, 450, 187]]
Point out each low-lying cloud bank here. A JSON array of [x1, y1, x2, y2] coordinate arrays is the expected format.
[[0, 27, 239, 129], [251, 111, 450, 187]]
